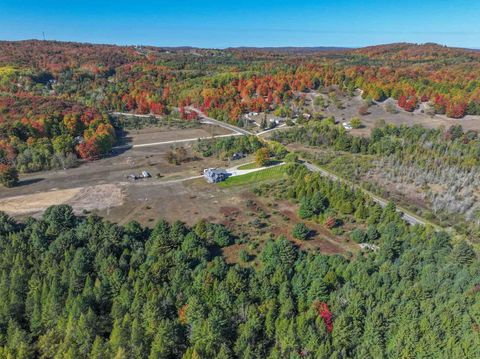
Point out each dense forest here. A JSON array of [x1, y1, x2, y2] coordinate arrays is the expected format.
[[0, 163, 478, 358], [2, 41, 480, 178]]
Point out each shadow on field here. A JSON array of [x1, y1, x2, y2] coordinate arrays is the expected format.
[[17, 178, 44, 187]]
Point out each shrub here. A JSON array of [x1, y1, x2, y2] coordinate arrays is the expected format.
[[324, 116, 336, 125], [239, 249, 250, 262], [350, 117, 362, 129], [350, 228, 366, 243], [385, 102, 399, 114], [325, 217, 337, 229], [284, 152, 299, 163], [0, 164, 18, 187], [255, 148, 270, 167], [292, 222, 310, 240]]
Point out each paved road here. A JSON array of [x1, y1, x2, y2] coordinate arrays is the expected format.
[[303, 161, 426, 226]]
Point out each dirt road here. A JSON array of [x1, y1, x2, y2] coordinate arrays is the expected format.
[[303, 161, 429, 227], [187, 107, 253, 135], [114, 132, 242, 150]]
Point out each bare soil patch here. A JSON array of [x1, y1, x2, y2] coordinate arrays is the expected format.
[[0, 188, 81, 214], [0, 184, 124, 215], [300, 90, 480, 135], [69, 184, 124, 212], [121, 124, 231, 146]]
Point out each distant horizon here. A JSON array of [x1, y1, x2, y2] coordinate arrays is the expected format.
[[2, 38, 479, 51], [1, 1, 479, 49]]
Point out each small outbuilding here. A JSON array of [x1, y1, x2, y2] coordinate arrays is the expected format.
[[231, 152, 245, 161]]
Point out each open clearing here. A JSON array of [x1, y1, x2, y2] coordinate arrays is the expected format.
[[0, 111, 391, 259], [118, 123, 231, 146], [0, 120, 355, 258], [1, 98, 457, 257], [299, 89, 480, 135], [0, 124, 236, 213], [0, 184, 123, 215]]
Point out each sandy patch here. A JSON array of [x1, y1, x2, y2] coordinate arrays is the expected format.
[[0, 188, 81, 214], [0, 184, 124, 215]]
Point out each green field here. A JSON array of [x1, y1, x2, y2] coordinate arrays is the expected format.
[[237, 162, 258, 170], [219, 165, 287, 187], [237, 160, 282, 171]]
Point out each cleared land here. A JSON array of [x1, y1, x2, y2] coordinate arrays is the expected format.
[[0, 125, 235, 214], [7, 95, 473, 256], [0, 122, 356, 257], [118, 123, 232, 146], [298, 89, 480, 135], [0, 184, 123, 215]]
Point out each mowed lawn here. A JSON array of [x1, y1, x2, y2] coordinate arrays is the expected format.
[[219, 165, 287, 187], [237, 162, 258, 170], [237, 160, 282, 170]]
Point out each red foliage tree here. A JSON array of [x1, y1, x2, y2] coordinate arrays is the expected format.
[[446, 102, 467, 119], [433, 94, 447, 114], [150, 102, 165, 115], [397, 95, 406, 108], [398, 95, 417, 112], [315, 302, 333, 333], [76, 138, 101, 160], [403, 96, 417, 112], [185, 111, 198, 121]]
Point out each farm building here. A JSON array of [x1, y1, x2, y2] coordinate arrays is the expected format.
[[269, 118, 283, 125], [203, 168, 230, 183]]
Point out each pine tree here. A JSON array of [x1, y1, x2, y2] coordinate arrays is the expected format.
[[215, 344, 232, 359], [148, 320, 180, 359], [90, 336, 107, 359], [452, 240, 476, 264]]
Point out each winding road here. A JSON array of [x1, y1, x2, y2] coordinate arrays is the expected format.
[[111, 110, 430, 227], [186, 107, 253, 135], [303, 161, 427, 226]]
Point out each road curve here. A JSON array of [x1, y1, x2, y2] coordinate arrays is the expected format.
[[186, 107, 253, 136]]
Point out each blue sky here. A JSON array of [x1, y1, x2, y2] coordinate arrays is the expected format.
[[0, 0, 479, 48]]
